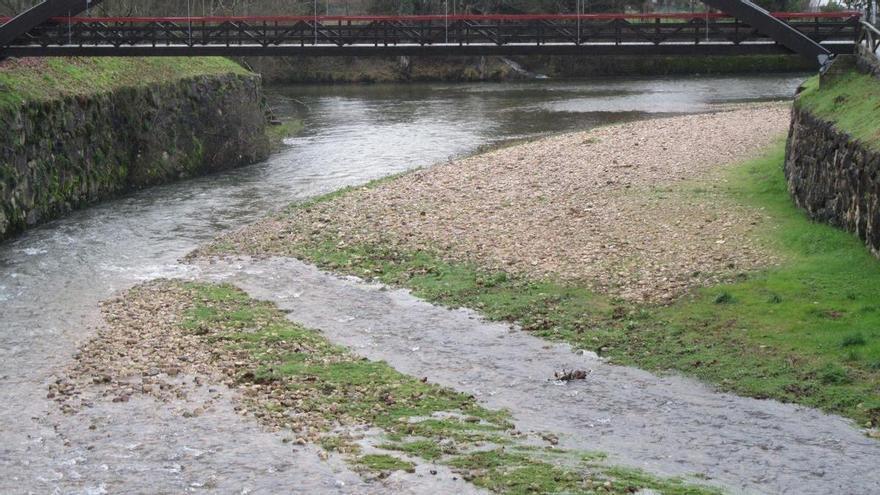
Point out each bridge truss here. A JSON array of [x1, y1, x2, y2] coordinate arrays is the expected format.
[[0, 1, 864, 66]]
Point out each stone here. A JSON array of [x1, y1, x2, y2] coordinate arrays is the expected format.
[[785, 103, 880, 256], [0, 71, 270, 241]]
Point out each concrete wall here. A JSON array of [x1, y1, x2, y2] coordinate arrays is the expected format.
[[0, 72, 270, 241]]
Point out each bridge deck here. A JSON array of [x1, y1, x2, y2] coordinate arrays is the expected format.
[[0, 12, 861, 57]]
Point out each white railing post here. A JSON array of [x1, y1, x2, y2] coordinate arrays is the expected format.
[[445, 0, 449, 44]]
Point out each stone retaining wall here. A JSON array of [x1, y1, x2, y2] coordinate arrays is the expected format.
[[785, 52, 880, 255], [785, 105, 880, 254], [0, 72, 269, 240]]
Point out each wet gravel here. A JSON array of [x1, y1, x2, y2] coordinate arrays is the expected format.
[[6, 376, 373, 494], [32, 281, 485, 495], [197, 256, 880, 495], [5, 352, 482, 495]]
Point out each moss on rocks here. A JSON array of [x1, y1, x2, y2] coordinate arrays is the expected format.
[[0, 57, 270, 240], [786, 58, 880, 256]]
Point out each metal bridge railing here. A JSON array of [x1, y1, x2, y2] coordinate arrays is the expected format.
[[856, 21, 880, 68], [0, 13, 862, 49], [859, 20, 880, 59]]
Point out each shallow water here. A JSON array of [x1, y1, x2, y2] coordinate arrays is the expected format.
[[202, 256, 880, 495], [0, 74, 811, 492]]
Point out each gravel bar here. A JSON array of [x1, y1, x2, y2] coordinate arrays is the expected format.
[[218, 103, 791, 302]]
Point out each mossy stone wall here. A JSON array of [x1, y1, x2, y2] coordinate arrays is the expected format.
[[785, 105, 880, 255], [785, 54, 880, 255], [0, 72, 269, 240]]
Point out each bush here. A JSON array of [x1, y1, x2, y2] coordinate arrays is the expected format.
[[841, 332, 867, 347], [713, 292, 735, 304]]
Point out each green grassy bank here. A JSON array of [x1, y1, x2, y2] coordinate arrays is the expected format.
[[164, 280, 717, 494], [0, 57, 248, 110], [795, 70, 880, 151], [0, 57, 305, 153], [0, 56, 270, 241], [204, 142, 880, 427], [266, 118, 305, 150]]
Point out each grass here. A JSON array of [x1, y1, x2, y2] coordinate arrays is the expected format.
[[355, 454, 416, 475], [0, 57, 248, 110], [626, 143, 880, 424], [172, 280, 717, 493], [796, 71, 880, 152], [449, 450, 715, 495], [266, 119, 305, 151], [219, 142, 880, 426], [378, 439, 445, 460]]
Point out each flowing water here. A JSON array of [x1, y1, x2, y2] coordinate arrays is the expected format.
[[0, 74, 825, 493], [200, 256, 880, 495]]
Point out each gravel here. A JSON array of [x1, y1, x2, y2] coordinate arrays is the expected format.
[[213, 103, 791, 302], [50, 280, 487, 494]]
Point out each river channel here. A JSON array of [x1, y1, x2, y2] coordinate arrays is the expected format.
[[0, 74, 808, 493]]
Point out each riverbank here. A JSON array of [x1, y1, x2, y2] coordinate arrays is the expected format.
[[8, 75, 878, 494], [786, 57, 880, 256], [0, 57, 270, 241], [247, 54, 812, 84], [198, 103, 880, 427]]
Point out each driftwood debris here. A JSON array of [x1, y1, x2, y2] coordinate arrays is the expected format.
[[554, 369, 592, 382]]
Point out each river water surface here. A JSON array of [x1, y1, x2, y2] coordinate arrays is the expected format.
[[0, 75, 810, 493]]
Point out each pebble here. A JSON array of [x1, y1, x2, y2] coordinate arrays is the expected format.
[[207, 104, 789, 303]]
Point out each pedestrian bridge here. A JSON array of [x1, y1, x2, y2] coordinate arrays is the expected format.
[[0, 0, 866, 67]]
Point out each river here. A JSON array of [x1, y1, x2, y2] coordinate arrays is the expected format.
[[0, 74, 807, 493]]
